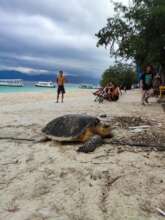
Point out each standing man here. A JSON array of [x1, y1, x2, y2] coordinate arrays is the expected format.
[[56, 70, 66, 103], [140, 65, 154, 105]]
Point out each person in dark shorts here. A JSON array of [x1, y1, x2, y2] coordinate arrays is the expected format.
[[140, 65, 154, 105], [56, 70, 66, 103]]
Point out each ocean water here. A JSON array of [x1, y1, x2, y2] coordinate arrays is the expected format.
[[0, 83, 80, 93]]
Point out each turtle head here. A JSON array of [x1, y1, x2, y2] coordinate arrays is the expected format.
[[95, 122, 112, 138]]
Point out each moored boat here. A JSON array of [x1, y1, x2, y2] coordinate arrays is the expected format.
[[0, 79, 24, 87], [35, 81, 55, 88], [79, 84, 95, 89]]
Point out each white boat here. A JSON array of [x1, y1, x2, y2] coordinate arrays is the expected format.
[[0, 79, 24, 87], [79, 84, 95, 89], [35, 81, 55, 88]]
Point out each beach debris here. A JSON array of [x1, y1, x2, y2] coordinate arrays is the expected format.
[[6, 207, 20, 213], [110, 116, 152, 129], [99, 114, 107, 118], [129, 125, 151, 129], [162, 104, 165, 112], [0, 136, 35, 142], [128, 125, 151, 133], [42, 114, 112, 153], [100, 174, 121, 215], [1, 160, 19, 166], [156, 208, 165, 217], [5, 201, 20, 213], [117, 147, 125, 154], [105, 139, 165, 151]]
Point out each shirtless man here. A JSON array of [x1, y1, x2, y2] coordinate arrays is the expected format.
[[56, 70, 66, 103]]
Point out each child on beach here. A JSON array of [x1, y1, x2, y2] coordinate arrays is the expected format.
[[153, 73, 161, 96], [56, 70, 66, 103]]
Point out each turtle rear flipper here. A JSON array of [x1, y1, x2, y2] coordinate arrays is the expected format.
[[77, 135, 103, 153]]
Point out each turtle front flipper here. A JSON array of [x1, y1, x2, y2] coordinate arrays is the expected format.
[[77, 135, 103, 153]]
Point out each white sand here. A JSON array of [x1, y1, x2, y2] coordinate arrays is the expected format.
[[0, 89, 165, 220]]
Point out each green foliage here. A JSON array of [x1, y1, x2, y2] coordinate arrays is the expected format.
[[100, 63, 137, 89], [96, 0, 165, 79]]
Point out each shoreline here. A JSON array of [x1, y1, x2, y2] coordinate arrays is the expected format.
[[0, 84, 80, 94]]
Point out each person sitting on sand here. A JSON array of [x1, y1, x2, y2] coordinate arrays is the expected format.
[[104, 83, 112, 101], [56, 70, 67, 103], [93, 86, 109, 102], [110, 84, 121, 101], [93, 88, 103, 96], [93, 82, 121, 102], [99, 82, 113, 101], [105, 82, 121, 101]]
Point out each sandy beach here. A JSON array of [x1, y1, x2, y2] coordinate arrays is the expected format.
[[0, 89, 165, 220]]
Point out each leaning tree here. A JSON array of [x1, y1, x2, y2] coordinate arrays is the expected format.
[[96, 0, 165, 84]]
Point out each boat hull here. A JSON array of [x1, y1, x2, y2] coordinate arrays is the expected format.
[[0, 84, 24, 87], [35, 85, 55, 88], [0, 79, 24, 87]]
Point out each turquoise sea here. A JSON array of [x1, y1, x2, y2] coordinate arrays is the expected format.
[[0, 83, 80, 93]]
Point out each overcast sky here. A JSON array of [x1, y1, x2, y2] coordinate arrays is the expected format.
[[0, 0, 128, 77]]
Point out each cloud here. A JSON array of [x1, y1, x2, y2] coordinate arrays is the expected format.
[[0, 0, 126, 77]]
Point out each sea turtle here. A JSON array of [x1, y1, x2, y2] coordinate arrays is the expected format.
[[42, 114, 112, 153]]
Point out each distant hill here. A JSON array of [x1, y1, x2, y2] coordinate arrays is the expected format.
[[0, 70, 99, 85]]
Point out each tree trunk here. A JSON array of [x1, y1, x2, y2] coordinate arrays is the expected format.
[[158, 64, 165, 103], [160, 64, 165, 85]]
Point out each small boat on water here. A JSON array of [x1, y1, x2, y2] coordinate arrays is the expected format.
[[79, 84, 95, 89], [35, 81, 55, 88], [0, 79, 24, 87]]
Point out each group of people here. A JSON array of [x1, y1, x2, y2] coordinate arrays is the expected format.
[[140, 65, 162, 105], [56, 65, 162, 105], [56, 70, 122, 104], [93, 82, 122, 102]]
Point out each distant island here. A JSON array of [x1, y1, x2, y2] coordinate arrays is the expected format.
[[0, 70, 99, 85]]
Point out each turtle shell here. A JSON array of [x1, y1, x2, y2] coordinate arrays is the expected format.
[[42, 114, 100, 141]]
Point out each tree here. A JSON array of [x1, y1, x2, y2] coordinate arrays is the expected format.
[[100, 63, 137, 89], [96, 0, 165, 84]]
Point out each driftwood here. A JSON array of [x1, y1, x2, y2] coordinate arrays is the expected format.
[[0, 137, 36, 142], [107, 140, 165, 151], [156, 208, 165, 217]]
